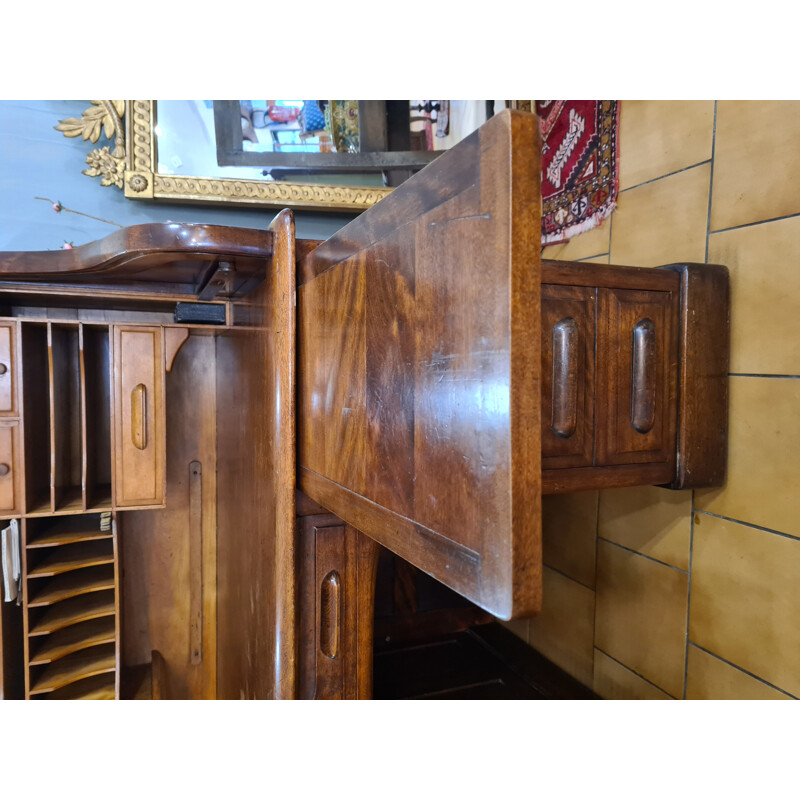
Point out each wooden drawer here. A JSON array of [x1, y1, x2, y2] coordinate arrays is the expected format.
[[0, 322, 18, 417], [541, 284, 595, 469], [0, 420, 21, 516], [596, 288, 678, 466], [112, 326, 165, 508]]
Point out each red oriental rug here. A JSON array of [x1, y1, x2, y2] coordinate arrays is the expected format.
[[535, 100, 620, 246]]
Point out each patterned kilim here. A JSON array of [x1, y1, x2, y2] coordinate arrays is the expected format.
[[536, 100, 619, 245]]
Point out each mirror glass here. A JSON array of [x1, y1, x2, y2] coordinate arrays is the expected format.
[[154, 101, 496, 189]]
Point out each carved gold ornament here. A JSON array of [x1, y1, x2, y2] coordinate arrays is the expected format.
[[55, 101, 126, 188], [55, 100, 392, 212]]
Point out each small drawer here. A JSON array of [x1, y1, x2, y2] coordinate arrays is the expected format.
[[595, 288, 678, 466], [0, 421, 22, 516], [541, 285, 595, 469], [0, 322, 18, 417], [112, 326, 165, 508]]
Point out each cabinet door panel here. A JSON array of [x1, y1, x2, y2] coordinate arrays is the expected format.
[[112, 326, 165, 507], [541, 285, 595, 469], [596, 288, 678, 466], [0, 421, 21, 515], [0, 322, 17, 417]]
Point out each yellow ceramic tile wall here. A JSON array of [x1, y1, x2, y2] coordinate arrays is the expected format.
[[708, 216, 800, 375], [593, 649, 672, 700], [695, 377, 800, 537], [685, 645, 792, 700], [542, 491, 598, 588], [525, 102, 800, 701], [528, 566, 595, 687], [618, 100, 714, 190], [595, 540, 687, 698], [690, 513, 800, 697], [609, 163, 711, 267], [711, 101, 800, 231], [598, 486, 692, 571]]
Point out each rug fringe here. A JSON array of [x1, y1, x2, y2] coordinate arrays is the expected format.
[[542, 200, 616, 247]]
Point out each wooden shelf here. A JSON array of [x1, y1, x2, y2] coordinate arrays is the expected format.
[[53, 487, 84, 514], [29, 616, 116, 665], [26, 515, 112, 548], [33, 672, 115, 700], [28, 564, 115, 607], [26, 491, 52, 516], [29, 643, 116, 694], [27, 539, 114, 578], [28, 590, 115, 636], [86, 485, 112, 512]]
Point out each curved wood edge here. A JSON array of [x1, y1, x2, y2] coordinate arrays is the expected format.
[[657, 262, 730, 489], [269, 209, 297, 699], [507, 109, 542, 620], [0, 222, 273, 278]]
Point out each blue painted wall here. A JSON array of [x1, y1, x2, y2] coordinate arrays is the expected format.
[[0, 100, 356, 252]]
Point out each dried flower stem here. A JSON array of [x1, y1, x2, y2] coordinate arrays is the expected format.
[[34, 197, 124, 228]]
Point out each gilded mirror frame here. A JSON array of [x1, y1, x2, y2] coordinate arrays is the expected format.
[[57, 100, 394, 213]]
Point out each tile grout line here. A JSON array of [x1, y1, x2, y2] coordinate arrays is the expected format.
[[710, 210, 800, 236], [694, 509, 800, 543], [597, 536, 689, 575], [618, 160, 712, 194], [704, 101, 718, 263], [594, 646, 676, 698], [541, 562, 596, 594], [686, 100, 715, 697], [729, 373, 800, 379], [687, 642, 798, 699], [683, 495, 695, 700]]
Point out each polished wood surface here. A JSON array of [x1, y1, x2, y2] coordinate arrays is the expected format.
[[659, 263, 730, 489], [113, 325, 165, 507], [215, 208, 296, 699], [0, 223, 272, 298], [121, 334, 217, 699], [298, 109, 543, 620], [297, 513, 380, 699]]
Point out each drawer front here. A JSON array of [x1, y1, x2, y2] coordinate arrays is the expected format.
[[0, 421, 21, 515], [0, 323, 17, 417], [113, 326, 165, 507], [541, 285, 595, 469], [596, 288, 678, 466]]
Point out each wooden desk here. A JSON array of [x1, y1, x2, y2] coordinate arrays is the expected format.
[[0, 110, 729, 699]]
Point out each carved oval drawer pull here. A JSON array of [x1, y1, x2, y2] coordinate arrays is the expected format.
[[320, 570, 341, 660], [131, 383, 148, 450], [631, 318, 656, 434], [0, 463, 9, 477], [0, 363, 7, 375], [551, 317, 578, 438]]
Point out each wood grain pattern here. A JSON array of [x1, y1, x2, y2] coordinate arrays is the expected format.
[[0, 223, 273, 298], [28, 589, 115, 636], [112, 325, 165, 507], [29, 642, 115, 694], [297, 514, 380, 700], [215, 208, 295, 699], [541, 285, 595, 469], [595, 288, 678, 467], [298, 109, 542, 620], [121, 334, 217, 699], [0, 322, 18, 416], [0, 421, 21, 515], [550, 317, 579, 438], [658, 263, 730, 489]]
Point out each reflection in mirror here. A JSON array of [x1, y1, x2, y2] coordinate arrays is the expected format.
[[211, 100, 496, 187]]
